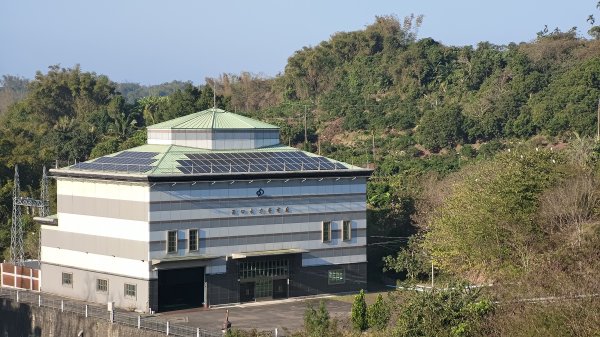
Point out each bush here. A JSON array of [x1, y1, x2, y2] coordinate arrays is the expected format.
[[351, 289, 368, 331], [304, 300, 330, 337], [225, 329, 271, 337], [394, 283, 494, 337], [416, 106, 465, 152], [367, 294, 391, 330]]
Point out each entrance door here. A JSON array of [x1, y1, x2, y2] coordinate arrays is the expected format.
[[272, 279, 288, 299], [240, 282, 255, 302], [255, 279, 273, 300], [158, 267, 204, 312]]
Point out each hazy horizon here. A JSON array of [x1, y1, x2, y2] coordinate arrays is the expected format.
[[0, 0, 595, 85]]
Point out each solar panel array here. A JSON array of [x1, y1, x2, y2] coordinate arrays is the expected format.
[[71, 151, 158, 173], [176, 151, 348, 174]]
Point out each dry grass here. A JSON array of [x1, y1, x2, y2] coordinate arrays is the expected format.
[[332, 290, 392, 305]]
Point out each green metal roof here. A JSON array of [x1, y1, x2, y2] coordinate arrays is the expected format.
[[58, 143, 362, 177], [147, 108, 279, 130]]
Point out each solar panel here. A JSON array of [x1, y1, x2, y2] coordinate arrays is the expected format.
[[70, 151, 158, 173], [71, 162, 153, 173], [175, 151, 347, 174], [94, 157, 156, 165], [114, 151, 158, 158]]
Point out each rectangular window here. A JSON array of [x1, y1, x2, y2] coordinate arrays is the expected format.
[[239, 259, 289, 280], [96, 279, 108, 293], [124, 283, 137, 299], [342, 220, 352, 241], [328, 269, 345, 285], [322, 221, 332, 242], [167, 230, 177, 253], [61, 272, 73, 287], [189, 229, 198, 251]]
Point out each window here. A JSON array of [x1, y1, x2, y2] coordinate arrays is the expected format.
[[167, 230, 177, 253], [61, 272, 73, 287], [124, 283, 137, 299], [96, 279, 108, 293], [322, 221, 332, 242], [189, 229, 198, 251], [239, 259, 289, 280], [342, 220, 352, 241], [328, 269, 345, 285]]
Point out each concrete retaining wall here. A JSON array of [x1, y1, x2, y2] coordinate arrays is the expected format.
[[0, 298, 165, 337]]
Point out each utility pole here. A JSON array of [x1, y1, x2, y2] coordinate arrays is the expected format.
[[318, 137, 321, 155], [304, 105, 308, 145], [597, 98, 600, 142], [431, 261, 434, 289], [213, 85, 217, 109], [372, 131, 375, 163]]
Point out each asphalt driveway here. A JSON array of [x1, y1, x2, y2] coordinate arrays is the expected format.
[[156, 297, 352, 334]]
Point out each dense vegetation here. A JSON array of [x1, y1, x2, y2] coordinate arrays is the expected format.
[[2, 9, 600, 336]]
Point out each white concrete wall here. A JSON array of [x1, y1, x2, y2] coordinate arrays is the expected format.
[[44, 179, 152, 278], [42, 245, 150, 279], [147, 129, 279, 149], [148, 178, 368, 269]]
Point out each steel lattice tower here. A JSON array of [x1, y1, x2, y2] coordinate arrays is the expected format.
[[10, 165, 50, 266], [10, 166, 24, 265], [40, 166, 49, 217]]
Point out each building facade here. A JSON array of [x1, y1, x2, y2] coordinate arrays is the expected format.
[[39, 108, 371, 312]]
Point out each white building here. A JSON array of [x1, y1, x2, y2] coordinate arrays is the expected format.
[[38, 108, 371, 312]]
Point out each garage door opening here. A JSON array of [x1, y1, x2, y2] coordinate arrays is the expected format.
[[158, 267, 205, 312]]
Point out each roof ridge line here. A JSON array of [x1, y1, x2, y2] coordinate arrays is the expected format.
[[150, 144, 174, 174], [232, 112, 256, 128], [211, 108, 217, 129]]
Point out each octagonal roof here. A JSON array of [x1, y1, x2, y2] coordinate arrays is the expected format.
[[147, 108, 278, 130]]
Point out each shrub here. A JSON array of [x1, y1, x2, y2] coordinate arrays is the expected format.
[[351, 289, 368, 331], [304, 300, 330, 337], [367, 294, 391, 330]]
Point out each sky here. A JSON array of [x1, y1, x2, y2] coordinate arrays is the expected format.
[[0, 0, 596, 85]]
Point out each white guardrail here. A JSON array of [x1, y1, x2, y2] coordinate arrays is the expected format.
[[0, 288, 222, 337]]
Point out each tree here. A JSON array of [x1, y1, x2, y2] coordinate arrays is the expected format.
[[417, 106, 465, 152], [394, 283, 494, 337], [137, 96, 168, 126], [384, 237, 429, 283], [421, 149, 565, 279], [304, 300, 331, 337], [367, 294, 390, 330], [156, 83, 201, 121], [351, 289, 368, 331], [89, 137, 120, 159], [107, 96, 139, 140], [27, 64, 115, 122], [587, 2, 600, 39], [0, 75, 29, 114]]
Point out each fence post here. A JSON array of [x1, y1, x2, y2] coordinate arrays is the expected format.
[[166, 321, 169, 335], [61, 300, 64, 312], [38, 294, 41, 307], [275, 328, 278, 337], [137, 315, 141, 329], [16, 290, 19, 303], [196, 327, 200, 337], [85, 304, 88, 318]]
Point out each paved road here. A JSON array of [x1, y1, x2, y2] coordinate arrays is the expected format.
[[157, 297, 352, 333]]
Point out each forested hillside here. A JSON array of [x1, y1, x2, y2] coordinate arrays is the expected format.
[[1, 14, 600, 336]]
